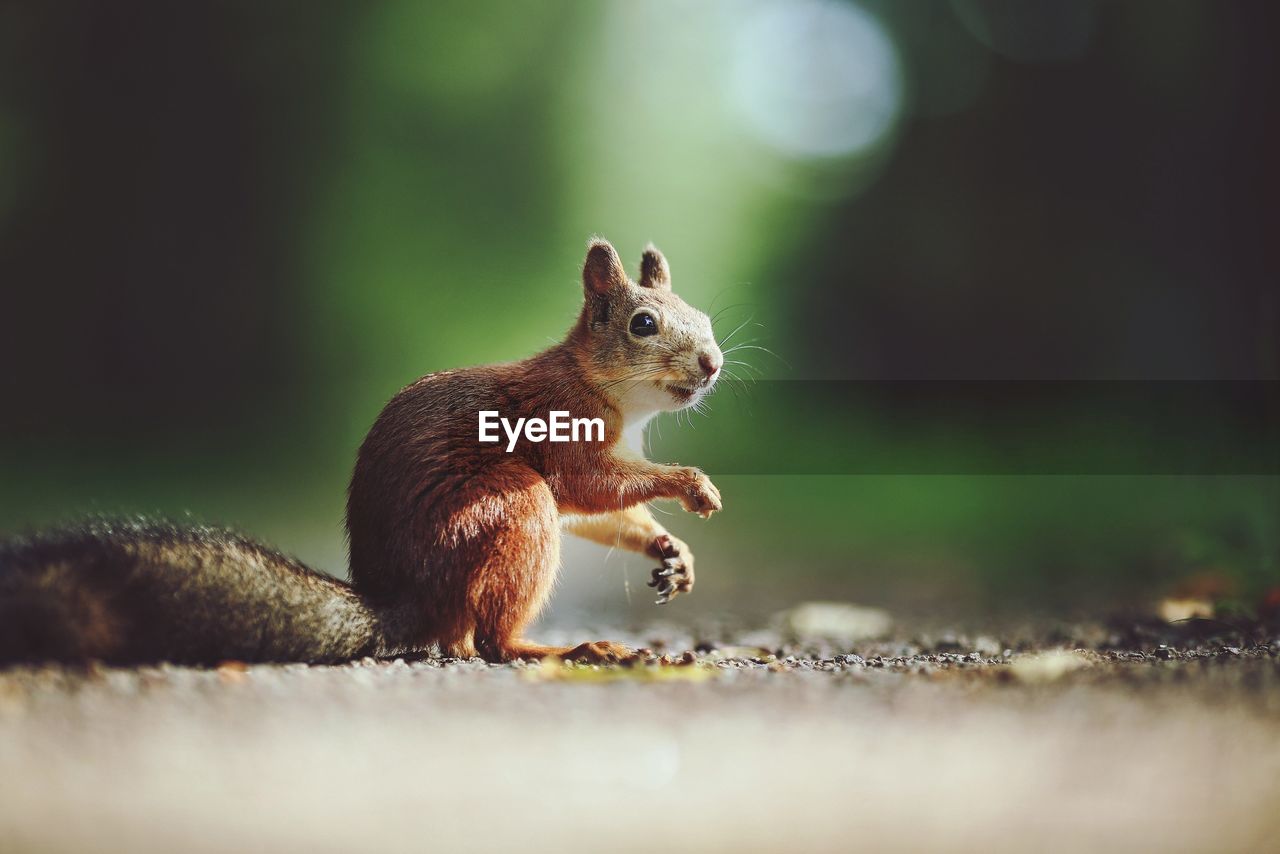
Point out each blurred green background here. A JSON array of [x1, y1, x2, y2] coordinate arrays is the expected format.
[[1, 0, 1276, 618]]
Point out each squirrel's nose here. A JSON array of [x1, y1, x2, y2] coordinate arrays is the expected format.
[[698, 352, 722, 379]]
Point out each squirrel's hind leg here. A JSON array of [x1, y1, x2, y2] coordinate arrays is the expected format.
[[452, 467, 638, 664], [500, 639, 640, 664]]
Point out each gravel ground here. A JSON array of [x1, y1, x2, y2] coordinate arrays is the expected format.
[[1, 616, 1278, 854]]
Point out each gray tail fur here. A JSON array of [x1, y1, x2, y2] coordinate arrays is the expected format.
[[0, 517, 416, 667]]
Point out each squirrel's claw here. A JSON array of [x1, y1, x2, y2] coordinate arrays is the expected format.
[[651, 562, 679, 580], [647, 533, 695, 604], [649, 565, 689, 604]]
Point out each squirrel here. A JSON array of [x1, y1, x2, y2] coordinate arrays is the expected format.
[[0, 239, 724, 667]]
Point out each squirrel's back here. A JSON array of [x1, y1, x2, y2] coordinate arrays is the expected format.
[[0, 518, 417, 666]]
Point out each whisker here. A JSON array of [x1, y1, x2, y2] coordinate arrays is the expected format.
[[716, 377, 745, 401], [711, 302, 754, 326], [706, 283, 753, 317], [595, 365, 670, 391], [605, 373, 668, 399], [717, 315, 757, 349], [722, 343, 789, 368], [724, 358, 763, 377], [718, 375, 751, 398]]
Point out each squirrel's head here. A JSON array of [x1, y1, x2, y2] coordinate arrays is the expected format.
[[575, 238, 722, 419]]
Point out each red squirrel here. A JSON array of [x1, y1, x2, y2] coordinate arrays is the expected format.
[[0, 239, 723, 666]]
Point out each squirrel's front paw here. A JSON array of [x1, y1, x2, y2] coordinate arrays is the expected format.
[[678, 469, 721, 518], [646, 533, 694, 605]]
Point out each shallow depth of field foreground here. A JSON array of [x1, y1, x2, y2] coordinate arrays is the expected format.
[[2, 613, 1278, 854]]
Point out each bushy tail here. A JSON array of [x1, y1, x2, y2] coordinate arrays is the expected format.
[[0, 576, 117, 665], [0, 518, 411, 666]]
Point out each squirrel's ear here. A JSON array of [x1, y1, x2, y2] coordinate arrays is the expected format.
[[583, 239, 629, 296], [638, 243, 671, 291]]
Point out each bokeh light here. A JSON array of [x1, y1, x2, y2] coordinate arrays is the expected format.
[[728, 0, 903, 159]]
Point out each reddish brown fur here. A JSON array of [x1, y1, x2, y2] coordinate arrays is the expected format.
[[346, 239, 721, 663]]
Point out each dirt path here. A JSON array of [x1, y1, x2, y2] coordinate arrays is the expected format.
[[1, 622, 1277, 853]]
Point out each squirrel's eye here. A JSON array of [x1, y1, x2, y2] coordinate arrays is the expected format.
[[629, 312, 659, 337]]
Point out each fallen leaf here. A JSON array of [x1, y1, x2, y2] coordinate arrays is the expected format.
[[1157, 597, 1215, 623], [1009, 649, 1091, 684], [778, 602, 892, 642]]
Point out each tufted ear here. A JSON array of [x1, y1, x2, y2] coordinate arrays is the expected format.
[[638, 243, 671, 290], [583, 238, 629, 296]]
